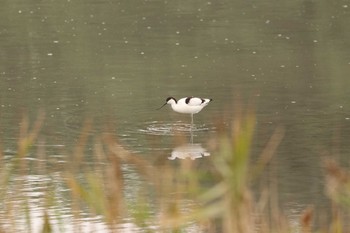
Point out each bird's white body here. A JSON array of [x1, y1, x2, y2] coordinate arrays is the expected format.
[[167, 97, 212, 114]]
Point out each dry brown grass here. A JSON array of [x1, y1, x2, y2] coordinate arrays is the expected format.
[[0, 110, 350, 232]]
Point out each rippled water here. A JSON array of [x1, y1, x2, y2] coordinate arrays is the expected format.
[[0, 0, 350, 231], [138, 121, 213, 135]]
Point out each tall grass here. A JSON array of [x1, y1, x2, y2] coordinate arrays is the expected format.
[[0, 109, 350, 232]]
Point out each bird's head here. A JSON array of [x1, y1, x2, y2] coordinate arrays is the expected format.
[[165, 97, 177, 104], [157, 97, 177, 110]]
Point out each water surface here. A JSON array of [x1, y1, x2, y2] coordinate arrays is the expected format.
[[0, 0, 350, 231]]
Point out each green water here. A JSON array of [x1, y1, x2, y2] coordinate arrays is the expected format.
[[0, 0, 349, 231]]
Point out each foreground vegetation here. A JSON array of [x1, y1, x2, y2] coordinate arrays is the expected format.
[[0, 110, 349, 233]]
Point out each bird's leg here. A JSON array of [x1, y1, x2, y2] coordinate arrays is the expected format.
[[190, 114, 194, 143], [191, 114, 194, 128], [190, 130, 193, 144]]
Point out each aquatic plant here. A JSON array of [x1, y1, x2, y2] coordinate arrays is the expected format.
[[0, 109, 350, 232]]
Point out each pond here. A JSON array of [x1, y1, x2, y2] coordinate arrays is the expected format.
[[0, 0, 350, 232]]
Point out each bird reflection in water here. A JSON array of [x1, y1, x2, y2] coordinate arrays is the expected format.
[[168, 143, 210, 160], [168, 128, 210, 160]]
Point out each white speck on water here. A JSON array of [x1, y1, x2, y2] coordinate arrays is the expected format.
[[346, 117, 350, 120], [18, 10, 22, 14], [265, 19, 270, 24], [343, 4, 348, 8], [252, 51, 256, 54], [53, 40, 59, 43], [291, 101, 296, 104], [47, 53, 53, 56], [147, 26, 151, 30], [280, 65, 285, 68], [194, 56, 198, 59], [313, 39, 318, 43], [140, 51, 145, 55], [176, 31, 180, 34], [124, 40, 128, 44], [111, 77, 116, 80], [175, 42, 180, 45]]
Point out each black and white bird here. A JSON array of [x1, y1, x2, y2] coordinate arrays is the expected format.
[[158, 96, 212, 126]]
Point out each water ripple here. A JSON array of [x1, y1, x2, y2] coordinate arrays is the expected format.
[[138, 121, 213, 136]]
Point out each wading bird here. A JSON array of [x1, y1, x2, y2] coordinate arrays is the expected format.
[[157, 96, 212, 127]]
